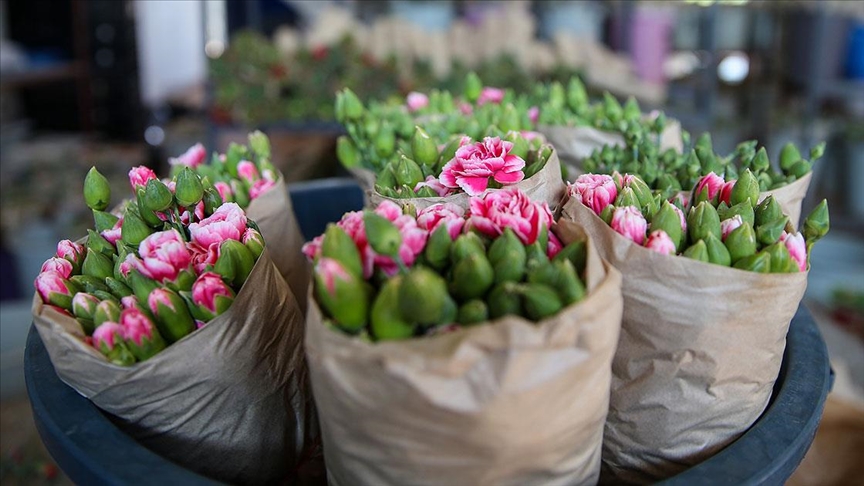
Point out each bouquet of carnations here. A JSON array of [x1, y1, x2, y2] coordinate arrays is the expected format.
[[166, 131, 310, 310], [582, 132, 823, 226], [561, 171, 829, 483], [302, 188, 623, 485], [31, 164, 313, 484]]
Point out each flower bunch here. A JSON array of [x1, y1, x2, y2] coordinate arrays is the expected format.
[[568, 171, 830, 273], [35, 162, 264, 365], [170, 131, 280, 210], [582, 130, 825, 200], [303, 188, 587, 339]]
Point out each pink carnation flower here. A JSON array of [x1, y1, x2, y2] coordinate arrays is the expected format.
[[414, 175, 453, 197], [611, 206, 648, 245], [568, 174, 618, 215], [406, 91, 429, 112], [169, 143, 206, 168], [477, 87, 504, 105], [439, 137, 525, 196], [468, 188, 553, 246], [416, 203, 465, 240]]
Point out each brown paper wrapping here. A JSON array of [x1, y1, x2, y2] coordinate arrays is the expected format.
[[348, 167, 377, 193], [560, 198, 808, 484], [538, 121, 683, 178], [366, 149, 567, 211], [304, 222, 623, 486], [246, 176, 310, 313], [32, 250, 315, 485]]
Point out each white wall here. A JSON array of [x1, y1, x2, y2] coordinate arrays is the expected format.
[[135, 0, 206, 107]]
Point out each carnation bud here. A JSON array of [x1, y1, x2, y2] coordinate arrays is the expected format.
[[92, 322, 136, 366], [93, 210, 120, 233], [82, 249, 113, 280], [175, 167, 204, 207], [84, 167, 111, 211], [72, 293, 100, 321], [374, 123, 396, 158], [336, 136, 361, 169], [763, 241, 796, 273], [733, 251, 772, 273], [370, 276, 415, 340], [703, 233, 732, 266], [315, 258, 370, 331], [687, 201, 721, 243], [683, 240, 710, 263], [730, 168, 760, 207], [487, 228, 527, 283], [718, 201, 755, 228], [143, 179, 174, 212], [518, 283, 563, 321], [93, 299, 121, 327], [779, 143, 801, 172], [411, 126, 439, 167], [120, 208, 154, 247], [147, 288, 195, 343], [86, 229, 115, 257], [803, 199, 829, 244], [105, 277, 133, 299], [214, 239, 256, 288], [363, 211, 402, 258], [450, 232, 486, 264], [339, 88, 364, 120], [450, 253, 494, 301], [755, 195, 782, 227], [751, 147, 770, 172], [121, 308, 167, 361], [650, 201, 685, 251], [242, 228, 265, 260], [756, 216, 789, 246], [724, 222, 757, 263], [399, 267, 456, 326], [394, 155, 424, 188], [321, 223, 363, 278], [248, 130, 271, 159], [423, 224, 452, 271], [488, 282, 523, 319], [464, 72, 482, 103]]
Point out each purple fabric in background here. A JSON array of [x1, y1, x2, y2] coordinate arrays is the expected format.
[[630, 6, 676, 83]]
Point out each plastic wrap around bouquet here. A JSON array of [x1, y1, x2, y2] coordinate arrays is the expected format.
[[302, 188, 623, 486], [169, 131, 310, 311], [31, 165, 313, 484], [561, 172, 830, 484]]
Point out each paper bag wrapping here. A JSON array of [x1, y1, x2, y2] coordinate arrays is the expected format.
[[348, 167, 377, 193], [32, 250, 315, 485], [246, 176, 311, 312], [366, 148, 567, 211], [304, 222, 622, 486], [560, 198, 808, 484], [538, 121, 683, 178]]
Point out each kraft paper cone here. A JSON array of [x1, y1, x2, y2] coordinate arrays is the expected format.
[[246, 176, 311, 313], [366, 148, 567, 212], [32, 250, 314, 485], [304, 222, 623, 486], [538, 120, 682, 179], [560, 198, 808, 484]]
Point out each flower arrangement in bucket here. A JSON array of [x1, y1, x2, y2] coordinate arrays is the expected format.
[[561, 170, 830, 482], [31, 159, 313, 484], [301, 187, 623, 485], [35, 165, 264, 363]]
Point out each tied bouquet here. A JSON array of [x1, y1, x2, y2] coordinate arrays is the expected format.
[[567, 170, 829, 273], [31, 159, 313, 484], [35, 165, 263, 364], [561, 171, 828, 483], [302, 188, 623, 485], [166, 131, 310, 311]]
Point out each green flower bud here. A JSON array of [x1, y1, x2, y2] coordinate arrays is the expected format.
[[69, 275, 109, 295], [732, 251, 772, 273], [504, 132, 529, 160], [72, 294, 99, 324], [146, 288, 195, 343], [703, 233, 732, 267], [651, 201, 685, 251], [336, 136, 361, 169], [315, 258, 370, 332], [415, 186, 438, 198], [730, 168, 760, 207], [450, 253, 495, 301], [84, 167, 111, 211], [411, 126, 438, 167], [248, 130, 271, 160], [465, 72, 482, 103], [755, 196, 782, 227], [143, 179, 173, 212], [487, 282, 522, 319], [230, 180, 250, 208], [687, 201, 722, 243], [82, 249, 114, 280], [364, 211, 402, 258], [320, 224, 363, 278], [87, 229, 116, 257], [422, 225, 450, 272], [105, 277, 133, 299], [374, 123, 396, 158], [810, 142, 826, 162], [487, 228, 527, 283], [370, 276, 414, 340], [93, 210, 119, 233], [120, 208, 153, 247], [615, 187, 641, 209], [567, 77, 588, 111], [756, 216, 788, 246], [458, 299, 489, 325], [803, 199, 830, 243], [553, 240, 588, 277], [623, 96, 641, 121], [175, 167, 204, 207], [724, 222, 757, 263], [695, 132, 713, 154], [779, 142, 801, 171], [602, 92, 623, 124], [519, 283, 563, 321], [340, 88, 364, 120], [717, 201, 755, 228], [215, 239, 256, 289], [763, 241, 796, 273], [93, 299, 121, 327], [126, 269, 160, 304], [788, 160, 811, 179], [683, 240, 710, 263], [399, 267, 456, 325], [377, 165, 398, 189], [751, 147, 770, 173], [202, 188, 223, 216], [553, 259, 585, 306], [394, 155, 424, 188], [451, 233, 486, 264]]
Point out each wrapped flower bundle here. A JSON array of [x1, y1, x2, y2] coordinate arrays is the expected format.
[[166, 130, 310, 311], [561, 172, 829, 483], [303, 188, 624, 485], [567, 171, 828, 274], [31, 162, 313, 484]]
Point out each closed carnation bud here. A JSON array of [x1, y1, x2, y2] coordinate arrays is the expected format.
[[464, 72, 482, 103], [83, 167, 111, 211], [730, 168, 760, 207], [72, 293, 100, 321], [488, 282, 523, 319], [780, 231, 807, 272], [803, 199, 829, 244], [214, 239, 256, 289], [450, 252, 494, 301], [756, 216, 789, 246], [248, 130, 271, 159], [611, 206, 648, 245], [614, 186, 641, 209], [230, 179, 250, 208], [650, 201, 685, 251], [718, 201, 755, 228], [374, 123, 396, 158], [242, 227, 265, 260], [724, 222, 757, 263], [336, 136, 361, 169], [174, 167, 204, 207], [394, 155, 424, 188], [340, 88, 364, 120], [693, 172, 725, 206], [190, 271, 236, 322], [370, 276, 415, 340], [487, 228, 527, 283], [683, 240, 710, 263], [34, 271, 80, 310], [720, 215, 744, 241], [57, 239, 87, 271], [645, 230, 676, 256], [779, 143, 801, 171], [457, 299, 489, 326], [424, 224, 453, 271], [363, 211, 402, 258], [315, 258, 370, 332], [553, 259, 585, 306], [121, 308, 166, 361], [41, 257, 74, 279], [703, 233, 732, 266], [93, 299, 121, 327], [763, 241, 796, 273], [518, 283, 563, 321], [86, 229, 115, 257], [755, 195, 782, 227], [399, 266, 456, 325], [687, 201, 722, 243], [450, 232, 486, 264], [733, 251, 772, 273], [82, 249, 114, 280], [321, 223, 364, 278], [411, 126, 438, 167], [147, 288, 196, 343], [92, 321, 136, 365], [202, 188, 223, 216], [237, 160, 260, 185], [120, 208, 153, 247], [751, 147, 770, 172], [143, 179, 174, 212]]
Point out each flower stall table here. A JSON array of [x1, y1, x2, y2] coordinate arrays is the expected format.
[[25, 178, 831, 485]]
